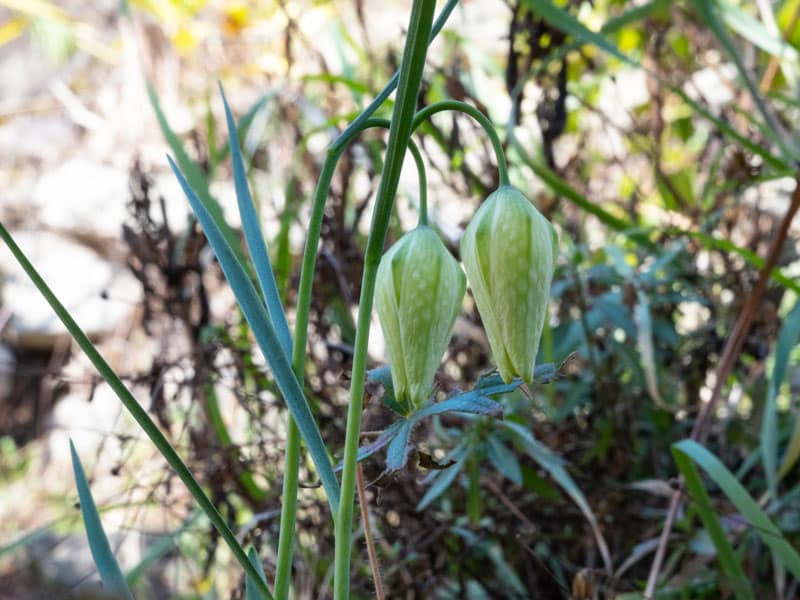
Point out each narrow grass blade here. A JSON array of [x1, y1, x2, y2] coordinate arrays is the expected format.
[[674, 439, 800, 581], [146, 81, 249, 266], [70, 440, 134, 600], [502, 419, 612, 573], [689, 0, 795, 162], [246, 547, 269, 600], [215, 92, 274, 166], [168, 158, 340, 515], [219, 84, 293, 358], [671, 441, 753, 599], [0, 224, 273, 600], [763, 300, 800, 493]]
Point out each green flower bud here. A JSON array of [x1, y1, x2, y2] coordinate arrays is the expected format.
[[460, 186, 557, 384], [375, 225, 466, 411]]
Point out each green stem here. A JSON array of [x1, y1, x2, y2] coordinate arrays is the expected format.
[[333, 2, 436, 598], [330, 0, 459, 154], [273, 121, 426, 598], [411, 100, 509, 186], [411, 138, 428, 226], [272, 417, 299, 600]]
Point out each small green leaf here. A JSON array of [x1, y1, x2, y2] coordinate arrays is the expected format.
[[417, 447, 470, 511], [70, 441, 134, 600], [245, 547, 268, 600]]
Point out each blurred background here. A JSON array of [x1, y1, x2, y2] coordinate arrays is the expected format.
[[1, 0, 800, 598]]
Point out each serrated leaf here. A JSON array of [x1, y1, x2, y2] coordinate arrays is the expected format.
[[367, 365, 408, 414], [70, 441, 134, 600], [335, 420, 405, 472], [412, 392, 504, 421]]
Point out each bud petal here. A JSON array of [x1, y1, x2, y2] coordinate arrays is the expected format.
[[460, 186, 556, 384], [375, 226, 466, 411]]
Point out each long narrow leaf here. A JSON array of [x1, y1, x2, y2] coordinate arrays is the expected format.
[[146, 81, 249, 266], [168, 157, 341, 514], [674, 439, 800, 580], [671, 441, 754, 599], [70, 440, 134, 600], [245, 547, 269, 600], [501, 419, 612, 572], [763, 300, 800, 494], [219, 84, 293, 357], [0, 224, 273, 600]]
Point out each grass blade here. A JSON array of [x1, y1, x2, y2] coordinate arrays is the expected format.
[[168, 157, 340, 515], [0, 224, 274, 600], [671, 441, 753, 599], [219, 84, 293, 357], [501, 419, 612, 573], [70, 440, 134, 600], [763, 299, 800, 494], [246, 547, 269, 600], [146, 81, 250, 266], [674, 439, 800, 581]]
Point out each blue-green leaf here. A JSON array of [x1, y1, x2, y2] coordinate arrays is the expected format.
[[245, 547, 268, 600], [486, 436, 522, 486], [146, 82, 249, 266], [70, 440, 134, 600], [219, 84, 293, 358], [412, 393, 504, 421], [763, 299, 800, 494], [169, 157, 340, 515], [386, 420, 414, 471], [416, 447, 470, 511]]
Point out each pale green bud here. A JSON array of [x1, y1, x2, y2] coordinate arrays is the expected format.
[[375, 226, 466, 411], [460, 186, 557, 384]]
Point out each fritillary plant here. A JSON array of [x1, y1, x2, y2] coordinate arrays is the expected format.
[[0, 1, 608, 598]]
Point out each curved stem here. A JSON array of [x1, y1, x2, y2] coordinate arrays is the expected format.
[[412, 100, 509, 187], [334, 2, 436, 598], [410, 139, 428, 226], [274, 124, 426, 599], [330, 0, 460, 155]]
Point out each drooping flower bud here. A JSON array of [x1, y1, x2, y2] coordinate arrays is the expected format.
[[460, 186, 557, 384], [375, 226, 466, 411]]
